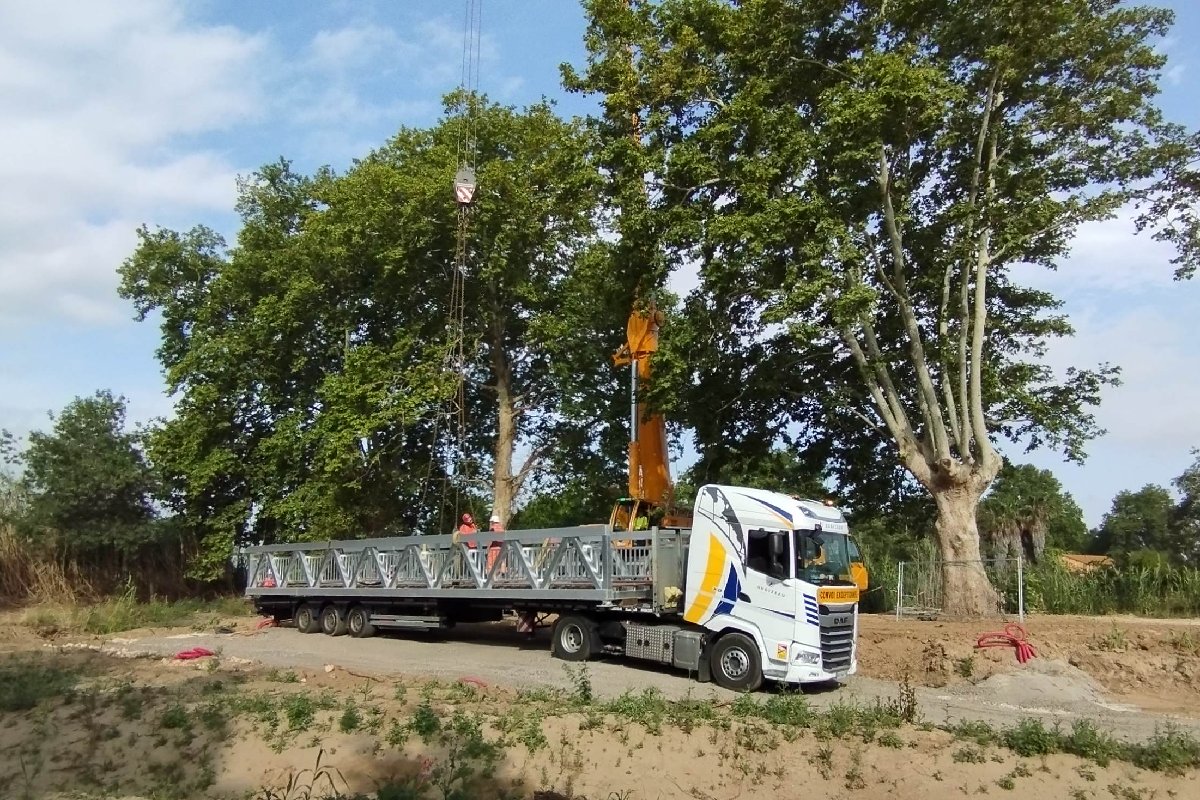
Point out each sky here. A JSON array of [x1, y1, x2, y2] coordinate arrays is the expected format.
[[0, 0, 1197, 527]]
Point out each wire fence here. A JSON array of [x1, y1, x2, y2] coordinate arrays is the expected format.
[[895, 553, 1026, 621]]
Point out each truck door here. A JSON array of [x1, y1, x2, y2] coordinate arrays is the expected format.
[[739, 528, 799, 665]]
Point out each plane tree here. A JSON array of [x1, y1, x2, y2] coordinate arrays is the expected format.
[[119, 96, 607, 575], [565, 0, 1200, 613]]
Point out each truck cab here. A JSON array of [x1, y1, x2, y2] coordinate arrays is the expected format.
[[681, 484, 859, 690]]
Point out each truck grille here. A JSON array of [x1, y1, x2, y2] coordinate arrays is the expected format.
[[818, 605, 855, 673]]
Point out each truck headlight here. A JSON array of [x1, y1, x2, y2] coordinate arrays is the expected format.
[[794, 649, 820, 665]]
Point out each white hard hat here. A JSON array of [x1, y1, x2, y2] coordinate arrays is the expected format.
[[490, 514, 500, 523]]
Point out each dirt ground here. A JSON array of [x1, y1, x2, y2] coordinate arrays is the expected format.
[[2, 609, 1199, 798], [857, 614, 1200, 718]]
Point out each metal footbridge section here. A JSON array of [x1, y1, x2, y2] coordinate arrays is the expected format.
[[243, 525, 687, 606]]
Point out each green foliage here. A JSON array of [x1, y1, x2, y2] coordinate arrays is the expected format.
[[119, 97, 616, 575], [0, 658, 79, 711], [1093, 485, 1178, 563], [979, 463, 1088, 555], [14, 390, 157, 555], [567, 0, 1199, 613]]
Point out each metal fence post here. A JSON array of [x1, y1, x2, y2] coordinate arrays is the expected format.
[[1017, 551, 1025, 623], [896, 561, 904, 620]]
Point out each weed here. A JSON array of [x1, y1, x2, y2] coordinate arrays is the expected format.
[[1062, 720, 1122, 767], [566, 664, 594, 706], [284, 694, 320, 732], [950, 719, 998, 747], [198, 702, 230, 736], [253, 749, 349, 800], [1002, 718, 1058, 757], [879, 731, 903, 749], [955, 655, 976, 679], [844, 749, 866, 790], [810, 746, 834, 780], [1128, 724, 1200, 775], [1106, 784, 1144, 800], [953, 745, 987, 764], [1011, 763, 1031, 778], [1069, 791, 1089, 800], [1093, 626, 1128, 653], [884, 673, 919, 723], [410, 699, 441, 743], [160, 704, 191, 730], [385, 719, 410, 748], [1166, 630, 1200, 655], [996, 776, 1015, 790], [338, 703, 362, 733], [266, 669, 300, 683], [1076, 766, 1096, 782], [0, 658, 79, 711]]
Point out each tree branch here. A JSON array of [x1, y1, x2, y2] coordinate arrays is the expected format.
[[877, 147, 953, 462]]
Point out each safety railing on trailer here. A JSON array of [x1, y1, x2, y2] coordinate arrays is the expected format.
[[243, 525, 666, 595]]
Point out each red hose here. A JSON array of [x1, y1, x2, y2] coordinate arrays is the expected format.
[[976, 623, 1037, 663], [174, 647, 215, 661], [256, 618, 277, 629]]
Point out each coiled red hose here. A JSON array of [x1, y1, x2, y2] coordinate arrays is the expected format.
[[976, 623, 1037, 664]]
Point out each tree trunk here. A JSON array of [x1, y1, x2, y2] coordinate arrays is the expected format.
[[491, 347, 516, 528], [931, 483, 1002, 617]]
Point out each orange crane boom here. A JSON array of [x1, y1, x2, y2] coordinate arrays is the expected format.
[[610, 300, 690, 530]]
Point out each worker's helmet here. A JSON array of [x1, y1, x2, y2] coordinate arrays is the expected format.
[[490, 514, 500, 523]]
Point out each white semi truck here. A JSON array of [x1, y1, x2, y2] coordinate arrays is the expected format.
[[244, 483, 860, 691]]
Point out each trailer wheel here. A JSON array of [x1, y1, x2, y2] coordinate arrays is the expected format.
[[710, 632, 763, 692], [320, 604, 348, 636], [295, 603, 321, 634], [346, 605, 375, 638], [551, 615, 596, 662]]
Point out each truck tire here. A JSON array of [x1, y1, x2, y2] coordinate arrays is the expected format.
[[320, 604, 348, 636], [346, 605, 376, 638], [551, 615, 596, 662], [295, 603, 321, 634], [710, 632, 763, 692]]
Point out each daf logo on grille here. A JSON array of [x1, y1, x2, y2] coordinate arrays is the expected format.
[[830, 614, 851, 627]]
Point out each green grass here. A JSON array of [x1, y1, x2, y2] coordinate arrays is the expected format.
[[0, 657, 81, 711], [23, 592, 252, 636]]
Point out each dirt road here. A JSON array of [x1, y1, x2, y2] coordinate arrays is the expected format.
[[93, 617, 1200, 743]]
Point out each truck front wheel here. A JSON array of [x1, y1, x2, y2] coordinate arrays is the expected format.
[[710, 632, 763, 692], [551, 615, 596, 662]]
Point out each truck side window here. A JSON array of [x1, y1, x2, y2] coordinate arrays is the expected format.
[[746, 529, 788, 580]]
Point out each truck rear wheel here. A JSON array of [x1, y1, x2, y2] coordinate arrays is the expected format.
[[710, 632, 763, 692], [295, 603, 321, 634], [346, 605, 375, 638], [551, 615, 596, 662], [320, 604, 348, 636]]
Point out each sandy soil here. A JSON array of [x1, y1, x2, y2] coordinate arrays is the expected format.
[[1, 645, 1197, 800], [3, 609, 1200, 798]]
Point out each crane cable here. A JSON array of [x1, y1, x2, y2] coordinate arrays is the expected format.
[[433, 0, 483, 536]]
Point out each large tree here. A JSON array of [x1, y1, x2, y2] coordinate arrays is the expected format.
[[565, 0, 1199, 614], [978, 462, 1088, 560], [120, 96, 609, 575], [11, 391, 158, 567]]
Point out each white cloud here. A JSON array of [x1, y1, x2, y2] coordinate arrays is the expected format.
[[0, 0, 265, 327], [1011, 208, 1181, 295]]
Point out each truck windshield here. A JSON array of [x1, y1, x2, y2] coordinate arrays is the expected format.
[[794, 530, 855, 586]]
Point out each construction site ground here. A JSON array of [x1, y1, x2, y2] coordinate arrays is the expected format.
[[1, 609, 1198, 799]]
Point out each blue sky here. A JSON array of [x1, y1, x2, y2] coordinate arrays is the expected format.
[[1, 0, 1197, 527]]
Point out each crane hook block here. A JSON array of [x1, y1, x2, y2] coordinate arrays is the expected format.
[[454, 165, 477, 206]]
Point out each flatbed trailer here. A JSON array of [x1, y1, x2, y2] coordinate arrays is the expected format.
[[245, 484, 861, 692]]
